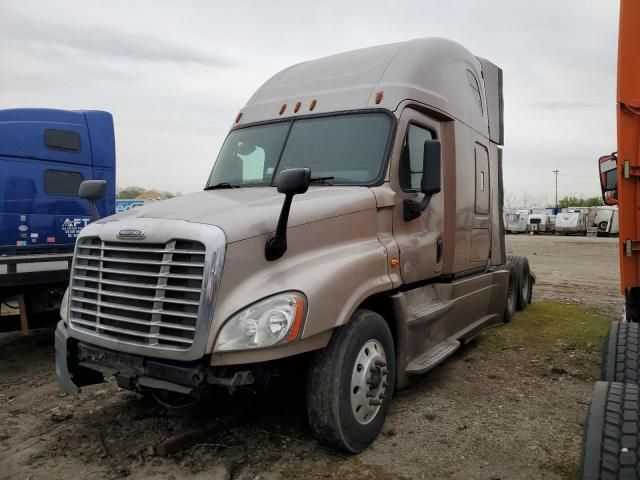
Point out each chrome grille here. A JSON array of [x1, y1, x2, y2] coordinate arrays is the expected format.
[[69, 237, 206, 350]]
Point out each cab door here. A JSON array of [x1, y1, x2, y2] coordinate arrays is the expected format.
[[471, 142, 491, 263], [390, 108, 444, 284]]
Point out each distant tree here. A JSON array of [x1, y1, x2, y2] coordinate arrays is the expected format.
[[117, 186, 146, 199], [503, 191, 549, 210], [504, 191, 517, 209], [136, 189, 163, 200], [117, 186, 179, 200], [557, 196, 603, 208]]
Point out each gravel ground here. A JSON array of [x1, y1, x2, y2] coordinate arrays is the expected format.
[[0, 234, 621, 480], [506, 234, 622, 318]]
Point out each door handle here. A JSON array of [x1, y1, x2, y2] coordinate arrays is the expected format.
[[436, 236, 443, 264]]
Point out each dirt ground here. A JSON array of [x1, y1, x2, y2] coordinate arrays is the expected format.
[[506, 234, 623, 318], [0, 235, 621, 480]]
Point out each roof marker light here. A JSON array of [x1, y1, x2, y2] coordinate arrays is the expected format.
[[294, 101, 301, 113], [235, 112, 243, 123], [309, 99, 317, 111], [279, 104, 287, 115], [375, 91, 384, 104]]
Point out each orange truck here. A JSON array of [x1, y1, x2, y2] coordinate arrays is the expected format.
[[598, 0, 640, 316], [582, 2, 640, 479]]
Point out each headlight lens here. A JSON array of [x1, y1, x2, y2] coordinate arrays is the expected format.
[[215, 292, 306, 352], [60, 287, 70, 324]]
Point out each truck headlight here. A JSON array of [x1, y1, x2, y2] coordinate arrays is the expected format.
[[60, 287, 70, 324], [215, 292, 306, 352]]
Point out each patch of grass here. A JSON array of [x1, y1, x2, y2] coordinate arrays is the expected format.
[[476, 303, 610, 381], [478, 303, 609, 353], [545, 457, 579, 480]]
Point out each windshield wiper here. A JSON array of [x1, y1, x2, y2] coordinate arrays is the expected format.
[[204, 182, 241, 190], [309, 176, 335, 186]]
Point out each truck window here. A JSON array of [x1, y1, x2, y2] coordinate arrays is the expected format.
[[207, 112, 392, 188], [466, 70, 483, 115], [44, 169, 85, 196], [208, 123, 290, 186], [276, 113, 390, 184], [399, 124, 433, 191], [44, 129, 81, 153]]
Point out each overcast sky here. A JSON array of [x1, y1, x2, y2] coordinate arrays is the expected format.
[[0, 0, 619, 204]]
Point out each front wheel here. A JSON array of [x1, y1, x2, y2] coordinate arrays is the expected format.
[[306, 309, 395, 453]]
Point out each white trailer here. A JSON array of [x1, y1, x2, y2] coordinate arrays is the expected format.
[[593, 206, 619, 236], [555, 208, 589, 235], [504, 209, 529, 233], [527, 208, 556, 234]]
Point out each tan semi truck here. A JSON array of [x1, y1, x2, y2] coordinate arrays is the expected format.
[[55, 38, 532, 452]]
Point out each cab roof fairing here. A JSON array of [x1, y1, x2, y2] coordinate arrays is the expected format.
[[234, 38, 502, 145]]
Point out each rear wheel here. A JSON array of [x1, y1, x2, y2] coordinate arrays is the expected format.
[[508, 255, 532, 311], [580, 382, 640, 480], [602, 321, 640, 384], [306, 309, 395, 453], [504, 261, 518, 323]]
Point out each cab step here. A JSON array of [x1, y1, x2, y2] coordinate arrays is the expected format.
[[406, 338, 460, 375]]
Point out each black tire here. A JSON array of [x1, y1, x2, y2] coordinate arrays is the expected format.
[[580, 382, 640, 480], [526, 271, 534, 305], [503, 260, 518, 323], [507, 255, 531, 311], [306, 309, 396, 453], [602, 321, 640, 384]]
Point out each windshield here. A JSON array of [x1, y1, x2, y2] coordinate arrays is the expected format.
[[206, 113, 392, 188]]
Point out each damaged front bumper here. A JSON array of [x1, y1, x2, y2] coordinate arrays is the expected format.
[[55, 321, 80, 395], [55, 320, 104, 395], [55, 321, 256, 397]]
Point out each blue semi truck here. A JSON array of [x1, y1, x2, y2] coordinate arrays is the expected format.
[[0, 108, 115, 331], [0, 108, 116, 254]]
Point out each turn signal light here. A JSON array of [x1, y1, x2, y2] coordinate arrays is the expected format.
[[286, 297, 306, 342]]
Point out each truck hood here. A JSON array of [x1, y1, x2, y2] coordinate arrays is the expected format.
[[102, 186, 378, 243]]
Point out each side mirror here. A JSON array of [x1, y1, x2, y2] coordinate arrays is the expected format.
[[78, 180, 107, 221], [265, 168, 311, 261], [276, 167, 311, 195], [404, 139, 442, 221], [421, 140, 442, 196], [599, 153, 618, 206]]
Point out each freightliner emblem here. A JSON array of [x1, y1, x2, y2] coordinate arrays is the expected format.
[[117, 228, 145, 239]]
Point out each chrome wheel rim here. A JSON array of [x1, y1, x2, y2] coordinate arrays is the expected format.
[[350, 339, 388, 425]]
